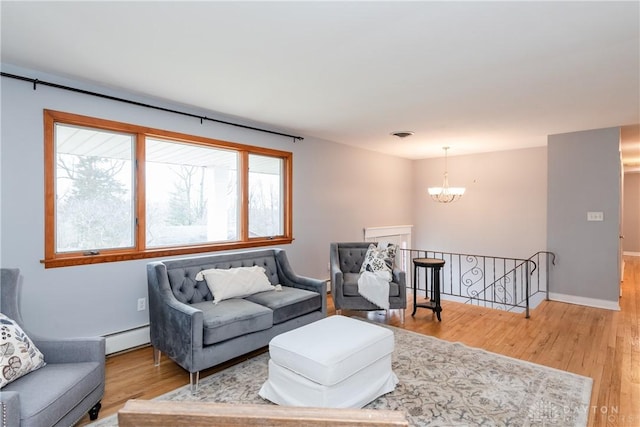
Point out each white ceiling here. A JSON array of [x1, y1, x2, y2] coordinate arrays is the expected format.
[[1, 1, 639, 164]]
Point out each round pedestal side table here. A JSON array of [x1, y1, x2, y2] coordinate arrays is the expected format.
[[412, 258, 445, 321]]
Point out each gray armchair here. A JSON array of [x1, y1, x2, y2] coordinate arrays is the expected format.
[[0, 268, 105, 427], [330, 242, 407, 317]]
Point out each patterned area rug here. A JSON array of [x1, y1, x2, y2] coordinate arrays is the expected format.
[[91, 323, 592, 426]]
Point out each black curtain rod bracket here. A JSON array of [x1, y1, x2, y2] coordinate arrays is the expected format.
[[1, 72, 304, 142]]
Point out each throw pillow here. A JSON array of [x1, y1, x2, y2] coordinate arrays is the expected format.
[[0, 313, 46, 388], [360, 242, 398, 274], [197, 266, 275, 303]]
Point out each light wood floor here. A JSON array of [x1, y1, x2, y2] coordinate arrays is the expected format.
[[77, 256, 640, 427]]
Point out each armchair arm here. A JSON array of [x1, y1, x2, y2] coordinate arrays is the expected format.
[[33, 336, 105, 364], [393, 268, 407, 302], [329, 243, 349, 311], [331, 270, 344, 292], [329, 247, 344, 296], [0, 391, 21, 427], [392, 268, 406, 287]]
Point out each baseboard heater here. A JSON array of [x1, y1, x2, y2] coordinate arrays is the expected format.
[[104, 325, 150, 355]]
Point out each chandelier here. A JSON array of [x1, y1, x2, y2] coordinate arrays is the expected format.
[[428, 146, 466, 203]]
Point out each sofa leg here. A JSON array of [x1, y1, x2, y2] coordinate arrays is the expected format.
[[190, 371, 200, 394], [336, 309, 342, 315], [88, 402, 102, 421], [153, 347, 161, 366], [400, 308, 405, 325]]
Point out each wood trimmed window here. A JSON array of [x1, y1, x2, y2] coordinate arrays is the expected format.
[[43, 110, 293, 268]]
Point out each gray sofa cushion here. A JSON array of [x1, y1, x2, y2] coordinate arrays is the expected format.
[[245, 287, 322, 324], [338, 247, 368, 273], [3, 361, 102, 427], [342, 273, 401, 297], [167, 268, 213, 304], [164, 253, 283, 305], [192, 299, 273, 345]]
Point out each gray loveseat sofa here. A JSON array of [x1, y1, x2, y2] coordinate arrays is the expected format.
[[147, 248, 326, 392]]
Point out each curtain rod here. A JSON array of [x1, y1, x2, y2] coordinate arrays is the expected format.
[[1, 72, 304, 142]]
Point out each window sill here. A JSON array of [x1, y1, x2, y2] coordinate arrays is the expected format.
[[41, 237, 294, 268]]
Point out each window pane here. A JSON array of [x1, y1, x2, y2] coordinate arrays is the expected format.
[[145, 138, 238, 247], [248, 154, 283, 237], [55, 124, 135, 253]]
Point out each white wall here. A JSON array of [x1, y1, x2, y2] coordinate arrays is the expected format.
[[412, 147, 548, 259], [0, 65, 413, 339], [289, 140, 414, 277]]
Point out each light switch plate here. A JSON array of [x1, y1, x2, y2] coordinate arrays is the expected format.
[[587, 211, 604, 221]]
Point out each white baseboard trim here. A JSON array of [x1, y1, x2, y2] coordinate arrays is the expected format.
[[548, 292, 620, 311], [104, 325, 150, 355], [623, 251, 640, 257]]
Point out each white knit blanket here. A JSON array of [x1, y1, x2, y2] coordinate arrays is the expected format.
[[357, 270, 392, 310]]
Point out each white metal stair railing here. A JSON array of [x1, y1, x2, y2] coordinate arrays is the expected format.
[[401, 249, 556, 318]]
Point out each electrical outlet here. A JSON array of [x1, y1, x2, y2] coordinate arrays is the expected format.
[[137, 297, 146, 311]]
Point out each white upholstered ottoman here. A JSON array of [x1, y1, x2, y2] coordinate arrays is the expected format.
[[259, 315, 398, 408]]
